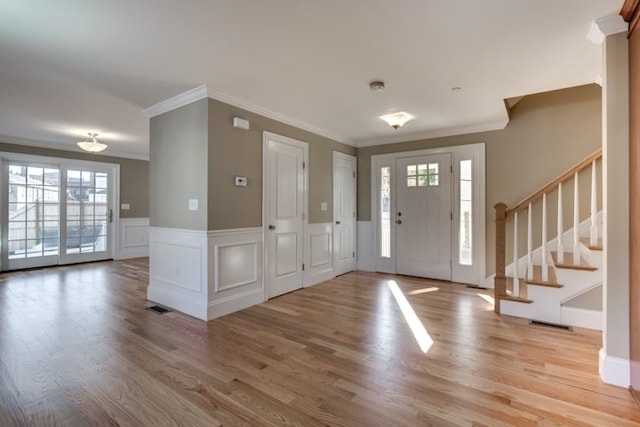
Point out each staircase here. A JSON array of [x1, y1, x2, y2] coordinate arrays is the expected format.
[[494, 150, 603, 330]]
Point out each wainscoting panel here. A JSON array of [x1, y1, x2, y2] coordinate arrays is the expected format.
[[117, 218, 149, 259], [307, 223, 334, 287], [208, 228, 264, 319], [148, 227, 209, 320], [357, 221, 375, 272]]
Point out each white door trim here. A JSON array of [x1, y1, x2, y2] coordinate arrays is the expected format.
[[262, 131, 308, 299], [370, 143, 485, 285]]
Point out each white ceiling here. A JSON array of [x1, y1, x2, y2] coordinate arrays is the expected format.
[[0, 0, 624, 159]]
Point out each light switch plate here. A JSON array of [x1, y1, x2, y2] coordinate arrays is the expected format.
[[188, 199, 198, 211], [121, 203, 130, 210], [320, 202, 328, 211]]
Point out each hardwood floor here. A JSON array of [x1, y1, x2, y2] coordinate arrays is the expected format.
[[0, 258, 638, 426]]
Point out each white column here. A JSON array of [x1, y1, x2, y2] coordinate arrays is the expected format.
[[541, 193, 548, 282], [557, 182, 564, 264], [527, 202, 533, 280], [590, 159, 598, 246], [513, 211, 519, 297], [573, 171, 580, 265]]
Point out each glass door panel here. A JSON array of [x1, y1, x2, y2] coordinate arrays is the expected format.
[[6, 164, 60, 269], [64, 169, 110, 259]]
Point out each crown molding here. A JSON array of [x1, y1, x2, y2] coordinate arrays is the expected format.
[[0, 134, 150, 161], [588, 15, 628, 45], [143, 85, 208, 118], [354, 119, 509, 148], [143, 84, 353, 145], [204, 87, 352, 145]]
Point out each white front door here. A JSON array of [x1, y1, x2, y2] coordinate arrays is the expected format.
[[396, 154, 452, 280], [333, 151, 356, 276], [264, 132, 307, 298]]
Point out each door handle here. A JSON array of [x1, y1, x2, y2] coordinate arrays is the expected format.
[[268, 225, 276, 230], [397, 212, 402, 216], [109, 208, 113, 224], [335, 221, 341, 225], [396, 219, 402, 225]]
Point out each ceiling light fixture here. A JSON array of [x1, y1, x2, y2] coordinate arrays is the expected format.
[[369, 81, 385, 92], [379, 112, 413, 129], [77, 133, 107, 153]]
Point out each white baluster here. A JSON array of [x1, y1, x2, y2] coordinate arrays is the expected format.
[[527, 203, 533, 280], [513, 211, 519, 297], [541, 193, 548, 282], [557, 182, 564, 264], [590, 160, 598, 247], [573, 171, 580, 265]]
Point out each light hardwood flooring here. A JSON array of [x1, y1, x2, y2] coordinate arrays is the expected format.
[[0, 258, 638, 426]]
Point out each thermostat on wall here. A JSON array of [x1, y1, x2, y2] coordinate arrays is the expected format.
[[235, 176, 247, 187]]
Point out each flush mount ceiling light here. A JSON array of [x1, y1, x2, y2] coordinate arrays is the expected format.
[[379, 112, 414, 129], [77, 132, 107, 153]]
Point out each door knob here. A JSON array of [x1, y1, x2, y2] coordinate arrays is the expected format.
[[397, 212, 402, 216], [396, 219, 402, 225], [336, 221, 341, 225], [268, 225, 276, 230]]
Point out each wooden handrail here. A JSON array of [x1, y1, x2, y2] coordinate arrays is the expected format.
[[505, 149, 602, 218]]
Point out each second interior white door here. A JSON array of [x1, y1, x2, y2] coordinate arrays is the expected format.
[[333, 152, 356, 276], [396, 153, 452, 280], [264, 133, 307, 298]]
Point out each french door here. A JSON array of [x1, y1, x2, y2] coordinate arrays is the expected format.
[[2, 157, 117, 271]]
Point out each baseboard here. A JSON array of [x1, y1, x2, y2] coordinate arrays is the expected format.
[[147, 281, 208, 321], [560, 306, 602, 331], [599, 348, 630, 387], [207, 288, 264, 320]]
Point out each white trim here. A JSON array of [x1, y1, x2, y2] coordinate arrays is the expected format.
[[370, 143, 486, 284], [143, 85, 208, 118], [116, 218, 150, 260], [599, 348, 630, 388], [307, 222, 334, 287], [356, 221, 376, 272], [207, 288, 264, 319], [144, 85, 352, 145], [588, 15, 628, 45], [560, 306, 602, 331], [355, 120, 507, 148]]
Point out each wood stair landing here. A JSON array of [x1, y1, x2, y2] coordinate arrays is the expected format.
[[551, 251, 597, 271], [580, 237, 603, 251], [524, 265, 563, 288]]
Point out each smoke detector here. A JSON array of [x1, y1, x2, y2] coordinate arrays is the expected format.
[[369, 81, 385, 92]]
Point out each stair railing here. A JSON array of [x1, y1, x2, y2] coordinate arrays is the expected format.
[[494, 149, 602, 313]]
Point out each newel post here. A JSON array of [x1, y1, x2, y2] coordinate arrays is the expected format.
[[494, 202, 508, 314]]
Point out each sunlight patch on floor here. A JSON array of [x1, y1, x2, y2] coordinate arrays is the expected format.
[[387, 280, 434, 353], [407, 287, 439, 295], [477, 293, 495, 309]]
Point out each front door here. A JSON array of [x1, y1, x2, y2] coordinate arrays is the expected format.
[[333, 151, 356, 276], [396, 154, 452, 280], [264, 132, 307, 298]]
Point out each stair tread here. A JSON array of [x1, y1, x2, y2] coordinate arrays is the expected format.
[[550, 251, 597, 271], [500, 294, 533, 304], [524, 265, 563, 288], [505, 277, 529, 300], [580, 237, 603, 251]]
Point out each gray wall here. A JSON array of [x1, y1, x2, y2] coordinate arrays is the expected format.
[[206, 98, 355, 230], [356, 84, 602, 276], [0, 141, 149, 219], [150, 97, 355, 231], [150, 98, 209, 230]]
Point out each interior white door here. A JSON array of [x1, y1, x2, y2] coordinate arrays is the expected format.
[[396, 153, 452, 280], [333, 152, 356, 276], [265, 133, 306, 298]]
